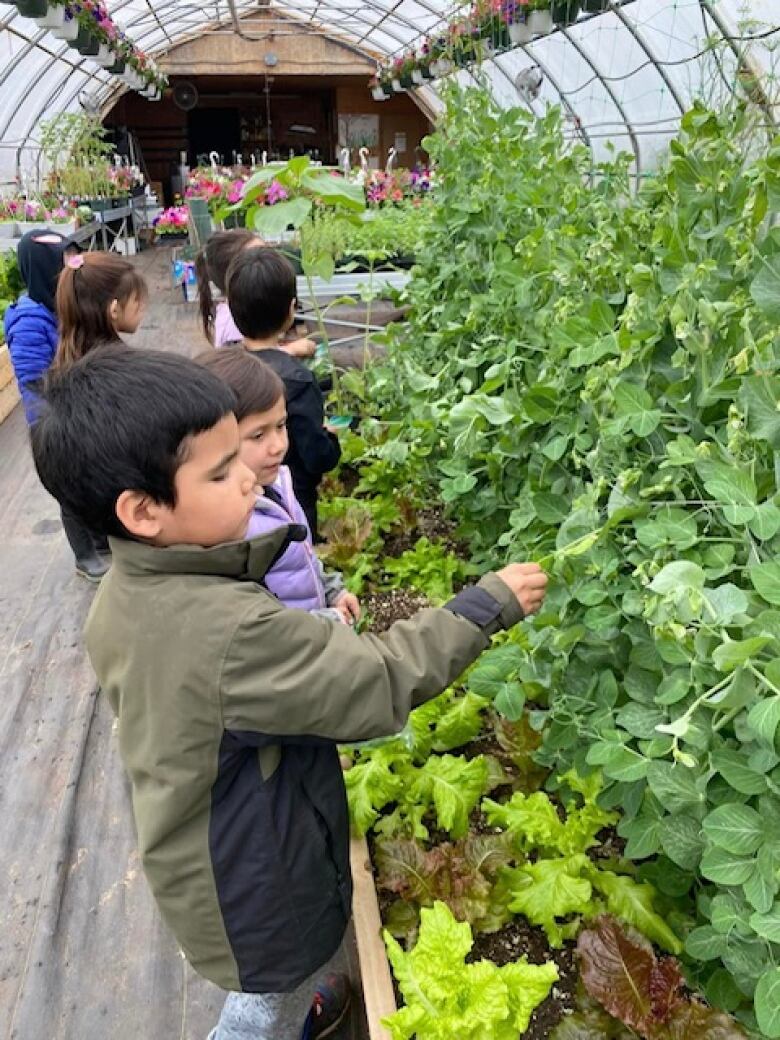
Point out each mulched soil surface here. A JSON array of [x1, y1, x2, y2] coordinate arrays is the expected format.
[[362, 588, 431, 632], [382, 506, 467, 559]]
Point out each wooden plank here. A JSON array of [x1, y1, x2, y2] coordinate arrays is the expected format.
[[0, 345, 13, 387], [350, 837, 396, 1040], [0, 378, 20, 424]]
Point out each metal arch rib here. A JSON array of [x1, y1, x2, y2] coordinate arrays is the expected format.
[[699, 0, 777, 127], [558, 25, 641, 174], [493, 46, 592, 153], [607, 0, 686, 114]]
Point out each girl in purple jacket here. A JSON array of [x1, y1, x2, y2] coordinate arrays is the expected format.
[[197, 347, 360, 625]]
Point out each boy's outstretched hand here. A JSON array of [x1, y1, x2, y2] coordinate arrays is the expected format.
[[495, 562, 548, 618], [333, 591, 361, 626]]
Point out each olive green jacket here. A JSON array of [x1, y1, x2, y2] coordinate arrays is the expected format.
[[85, 530, 523, 992]]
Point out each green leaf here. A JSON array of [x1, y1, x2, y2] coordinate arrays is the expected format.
[[751, 252, 780, 320], [749, 562, 780, 606], [703, 804, 765, 854], [301, 170, 366, 209], [649, 561, 706, 594], [697, 461, 757, 524], [755, 967, 780, 1038], [253, 196, 313, 236], [743, 846, 778, 913], [750, 904, 780, 943], [700, 846, 756, 885], [739, 377, 780, 449], [533, 492, 570, 524], [685, 924, 727, 961], [508, 855, 594, 947], [645, 761, 705, 813], [712, 636, 772, 673], [710, 893, 749, 935], [344, 745, 407, 836], [703, 584, 749, 624], [658, 814, 704, 871], [747, 695, 780, 746], [241, 164, 286, 202], [431, 693, 487, 753], [711, 750, 768, 796], [614, 383, 661, 437], [412, 754, 488, 839], [590, 869, 683, 953]]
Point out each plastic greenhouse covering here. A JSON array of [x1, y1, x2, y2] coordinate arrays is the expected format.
[[0, 0, 777, 188]]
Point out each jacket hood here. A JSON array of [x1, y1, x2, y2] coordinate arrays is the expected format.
[[107, 525, 306, 582]]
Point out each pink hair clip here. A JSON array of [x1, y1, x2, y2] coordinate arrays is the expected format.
[[66, 254, 85, 270]]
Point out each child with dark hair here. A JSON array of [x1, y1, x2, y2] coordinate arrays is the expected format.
[[196, 229, 314, 356], [198, 347, 360, 624], [3, 230, 108, 581], [54, 251, 148, 369], [227, 245, 340, 538], [30, 344, 548, 1040]]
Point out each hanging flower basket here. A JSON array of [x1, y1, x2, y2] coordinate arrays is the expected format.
[[108, 58, 126, 74], [14, 0, 49, 18], [411, 69, 425, 85], [527, 9, 554, 35], [391, 77, 404, 93], [399, 72, 414, 88], [509, 19, 533, 45], [50, 13, 79, 41], [550, 0, 581, 25], [72, 24, 99, 55], [581, 0, 608, 10], [371, 85, 390, 101]]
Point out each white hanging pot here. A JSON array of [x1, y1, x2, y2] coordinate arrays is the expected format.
[[34, 5, 67, 31], [435, 58, 453, 75], [95, 43, 114, 66], [51, 15, 79, 40], [143, 86, 162, 101], [371, 85, 389, 101], [391, 78, 404, 93], [411, 69, 425, 85], [528, 10, 554, 35], [509, 20, 533, 44]]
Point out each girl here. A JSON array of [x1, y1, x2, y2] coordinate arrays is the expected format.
[[2, 232, 109, 581], [226, 246, 341, 539], [54, 252, 148, 369], [195, 229, 315, 356], [197, 347, 360, 624]]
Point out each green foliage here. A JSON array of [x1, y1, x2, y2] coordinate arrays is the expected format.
[[381, 537, 468, 604], [361, 85, 780, 1024], [383, 901, 558, 1040], [0, 251, 23, 342], [300, 203, 433, 268]]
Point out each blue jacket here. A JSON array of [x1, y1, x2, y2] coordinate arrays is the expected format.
[[3, 295, 58, 424]]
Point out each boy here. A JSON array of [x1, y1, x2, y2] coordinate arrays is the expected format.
[[226, 246, 339, 539], [31, 346, 548, 1040]]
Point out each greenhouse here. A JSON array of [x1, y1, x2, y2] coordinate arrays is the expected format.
[[0, 1, 779, 1039]]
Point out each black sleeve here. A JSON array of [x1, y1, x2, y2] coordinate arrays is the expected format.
[[286, 377, 341, 478]]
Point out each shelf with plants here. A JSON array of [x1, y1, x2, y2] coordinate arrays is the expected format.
[[312, 81, 780, 1039], [368, 0, 615, 97], [7, 0, 167, 96]]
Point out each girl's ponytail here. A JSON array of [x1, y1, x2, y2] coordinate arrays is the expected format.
[[54, 253, 148, 371], [196, 247, 216, 345]]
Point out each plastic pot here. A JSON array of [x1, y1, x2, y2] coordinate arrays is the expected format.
[[14, 0, 48, 18], [581, 0, 608, 10], [411, 69, 425, 85], [399, 73, 414, 88], [527, 9, 554, 35], [550, 0, 581, 25], [50, 14, 78, 40], [33, 4, 68, 31], [73, 25, 99, 55], [95, 43, 114, 66], [107, 58, 126, 74], [509, 19, 533, 44], [391, 78, 404, 93], [371, 85, 389, 101]]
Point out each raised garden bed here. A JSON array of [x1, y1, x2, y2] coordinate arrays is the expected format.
[[0, 345, 20, 424]]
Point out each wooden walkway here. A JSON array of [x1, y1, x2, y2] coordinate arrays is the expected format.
[[0, 246, 366, 1040]]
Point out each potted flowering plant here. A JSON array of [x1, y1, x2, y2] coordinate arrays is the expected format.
[[472, 0, 511, 49], [13, 0, 48, 18], [153, 204, 190, 241], [506, 0, 533, 43], [527, 0, 554, 36], [369, 73, 391, 102]]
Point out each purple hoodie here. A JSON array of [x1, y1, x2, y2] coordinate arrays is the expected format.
[[246, 466, 327, 612]]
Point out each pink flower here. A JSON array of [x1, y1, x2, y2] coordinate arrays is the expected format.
[[264, 180, 288, 205]]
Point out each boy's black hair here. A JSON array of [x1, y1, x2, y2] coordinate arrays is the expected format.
[[30, 345, 237, 538], [226, 246, 296, 341]]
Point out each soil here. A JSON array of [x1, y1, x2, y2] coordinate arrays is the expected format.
[[362, 587, 431, 632], [382, 505, 468, 559]]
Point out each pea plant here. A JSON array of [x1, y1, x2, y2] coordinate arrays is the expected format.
[[364, 86, 780, 1037]]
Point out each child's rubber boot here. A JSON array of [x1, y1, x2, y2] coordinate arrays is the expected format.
[[75, 551, 110, 583], [301, 973, 351, 1039]]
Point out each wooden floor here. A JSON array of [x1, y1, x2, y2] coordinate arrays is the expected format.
[[0, 246, 367, 1040]]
